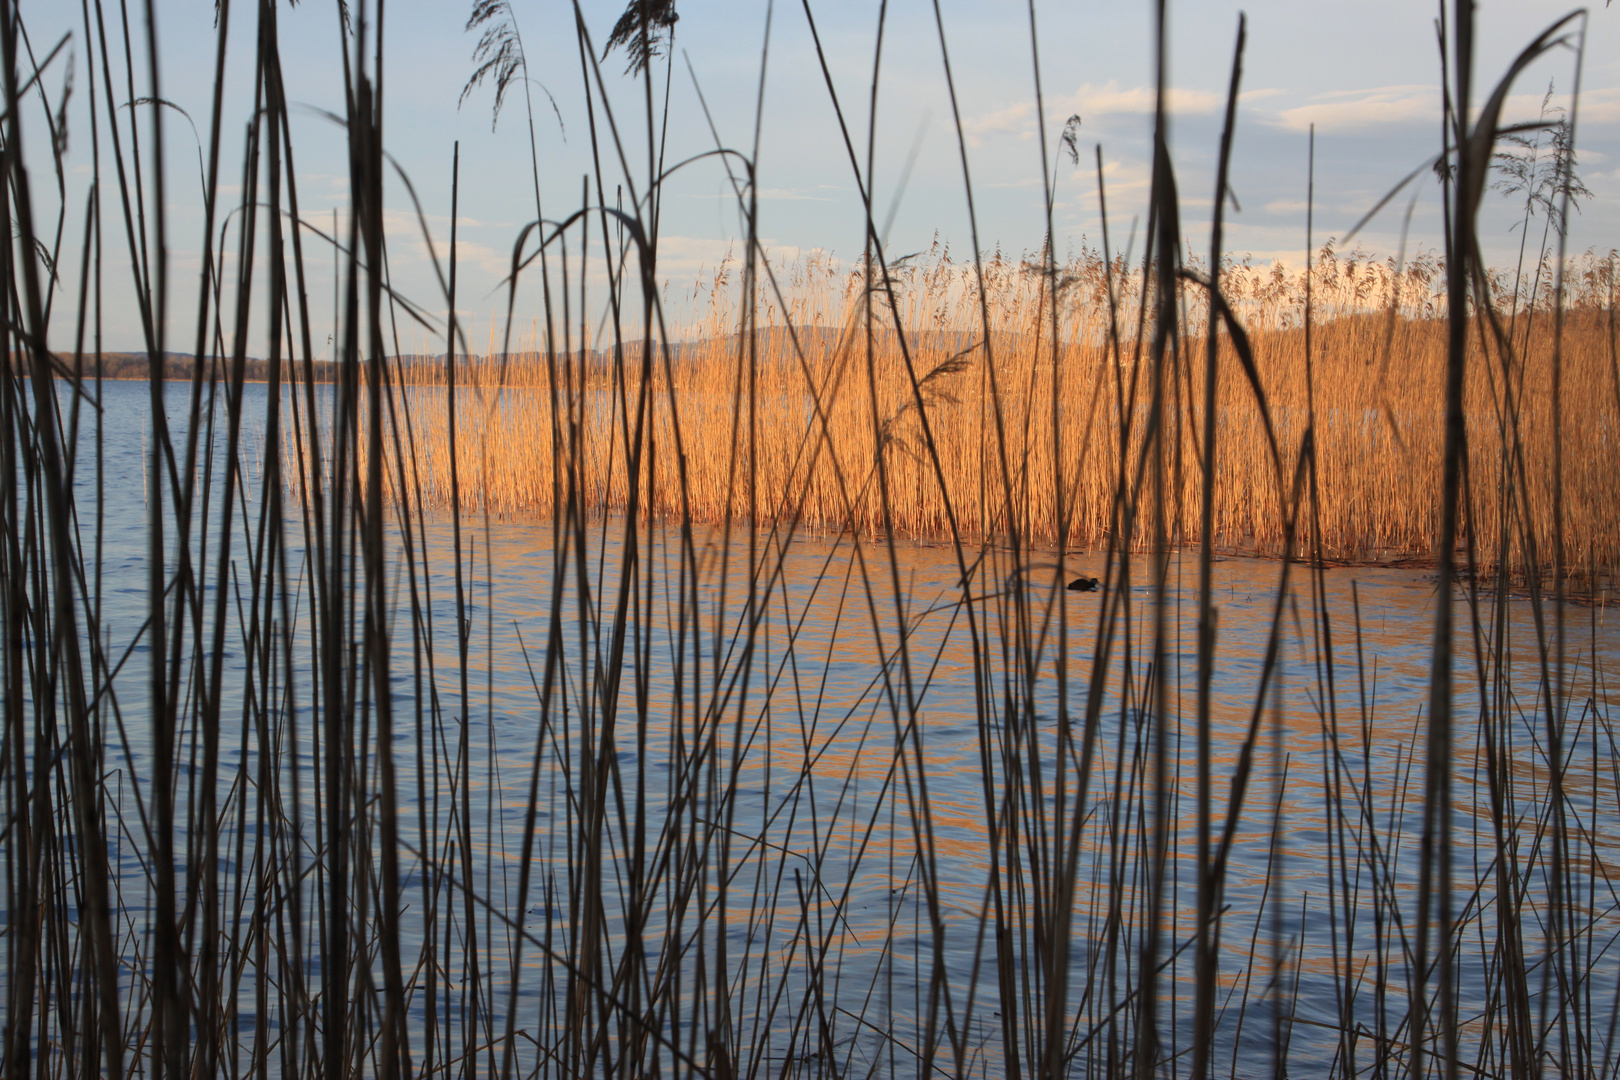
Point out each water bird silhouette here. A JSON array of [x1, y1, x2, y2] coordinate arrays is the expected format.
[[1067, 576, 1100, 592]]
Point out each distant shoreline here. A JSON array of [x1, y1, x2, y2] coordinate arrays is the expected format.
[[12, 353, 575, 386]]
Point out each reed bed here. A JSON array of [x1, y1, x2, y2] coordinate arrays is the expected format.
[[4, 0, 1619, 1079], [394, 248, 1620, 584]]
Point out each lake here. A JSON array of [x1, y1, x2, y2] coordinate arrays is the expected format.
[[10, 375, 1618, 1079]]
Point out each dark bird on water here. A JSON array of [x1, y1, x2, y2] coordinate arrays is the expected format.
[[1067, 576, 1099, 593]]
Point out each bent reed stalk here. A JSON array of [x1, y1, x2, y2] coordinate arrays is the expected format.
[[2, 1, 1618, 1079]]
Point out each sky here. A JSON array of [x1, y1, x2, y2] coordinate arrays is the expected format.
[[21, 0, 1620, 354]]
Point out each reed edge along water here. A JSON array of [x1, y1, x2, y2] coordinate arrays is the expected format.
[[381, 248, 1620, 589]]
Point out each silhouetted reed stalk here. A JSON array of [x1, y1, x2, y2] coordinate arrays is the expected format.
[[2, 1, 1618, 1079]]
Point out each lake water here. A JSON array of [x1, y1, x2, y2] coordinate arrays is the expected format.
[[11, 376, 1619, 1079]]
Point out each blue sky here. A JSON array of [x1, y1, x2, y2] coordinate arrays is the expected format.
[[25, 0, 1620, 353]]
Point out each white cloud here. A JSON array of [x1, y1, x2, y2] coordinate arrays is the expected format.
[[1555, 87, 1620, 126], [649, 234, 751, 278], [1264, 199, 1310, 216], [451, 240, 519, 281], [384, 208, 438, 243], [961, 102, 1036, 145], [961, 82, 1222, 145], [1269, 86, 1438, 133], [1093, 154, 1151, 190], [1259, 82, 1620, 136], [1061, 81, 1222, 117]]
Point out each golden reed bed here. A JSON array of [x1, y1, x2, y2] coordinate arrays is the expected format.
[[360, 246, 1620, 582]]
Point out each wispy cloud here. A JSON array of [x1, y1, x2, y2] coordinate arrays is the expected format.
[[962, 81, 1222, 146], [1261, 82, 1620, 136], [1502, 86, 1620, 126], [961, 102, 1036, 144], [1264, 199, 1311, 216], [452, 240, 520, 282], [1061, 80, 1222, 117], [1269, 86, 1437, 133]]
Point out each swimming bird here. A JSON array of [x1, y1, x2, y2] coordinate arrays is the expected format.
[[1067, 576, 1100, 592]]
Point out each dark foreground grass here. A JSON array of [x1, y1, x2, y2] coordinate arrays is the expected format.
[[1, 2, 1616, 1079]]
